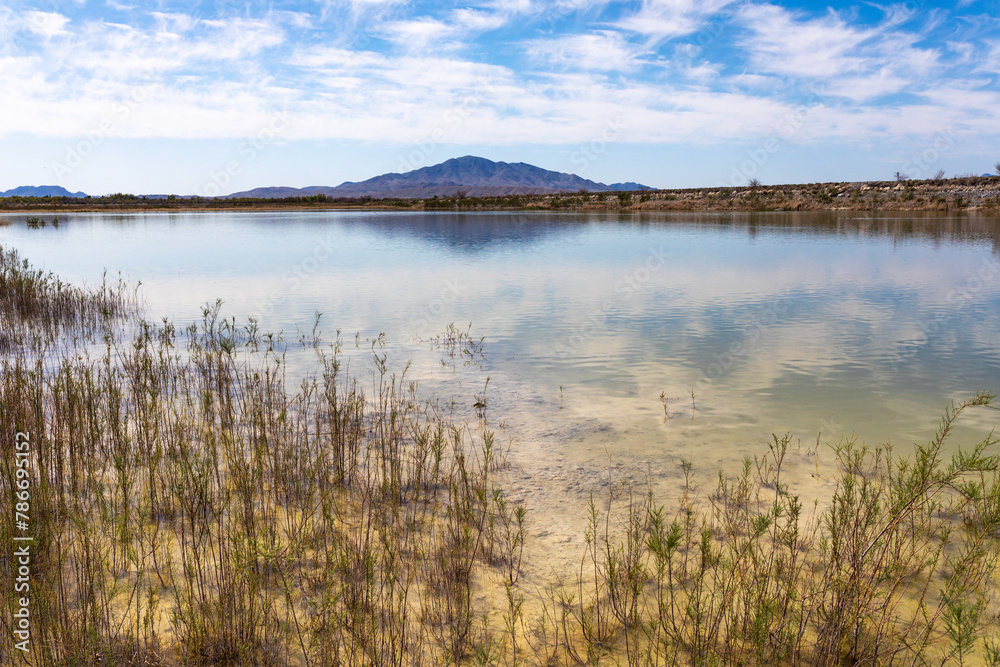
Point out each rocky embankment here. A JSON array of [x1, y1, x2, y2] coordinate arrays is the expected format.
[[415, 175, 1000, 212], [610, 176, 1000, 212]]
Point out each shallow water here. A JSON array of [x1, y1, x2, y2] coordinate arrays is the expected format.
[[3, 210, 999, 493]]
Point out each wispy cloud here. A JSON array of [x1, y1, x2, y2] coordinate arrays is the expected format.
[[737, 4, 875, 78], [379, 17, 456, 50], [0, 1, 996, 163], [736, 2, 948, 110], [617, 0, 736, 40], [525, 31, 642, 72], [24, 10, 71, 37], [451, 7, 510, 31]]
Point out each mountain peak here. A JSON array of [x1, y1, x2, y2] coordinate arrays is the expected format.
[[1, 185, 88, 198], [227, 156, 651, 199]]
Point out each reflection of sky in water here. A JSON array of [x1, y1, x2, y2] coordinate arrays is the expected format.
[[2, 210, 999, 467]]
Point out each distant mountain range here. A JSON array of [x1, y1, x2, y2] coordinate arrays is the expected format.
[[0, 157, 651, 201], [1, 185, 87, 198], [225, 156, 652, 199]]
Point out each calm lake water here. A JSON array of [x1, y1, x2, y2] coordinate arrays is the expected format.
[[3, 210, 1000, 485]]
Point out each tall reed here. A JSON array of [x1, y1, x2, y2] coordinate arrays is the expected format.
[[2, 248, 999, 666], [1, 260, 519, 665], [566, 399, 1000, 666]]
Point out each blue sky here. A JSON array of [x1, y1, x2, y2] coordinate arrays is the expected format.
[[1, 0, 998, 195]]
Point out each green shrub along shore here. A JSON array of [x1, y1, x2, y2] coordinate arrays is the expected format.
[[3, 245, 1000, 666]]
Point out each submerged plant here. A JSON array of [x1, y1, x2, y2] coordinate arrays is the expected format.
[[423, 321, 485, 371]]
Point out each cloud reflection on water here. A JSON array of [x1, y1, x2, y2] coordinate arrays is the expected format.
[[2, 209, 998, 466]]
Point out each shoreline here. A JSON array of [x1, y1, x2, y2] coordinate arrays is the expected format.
[[2, 175, 998, 215], [3, 232, 1000, 665]]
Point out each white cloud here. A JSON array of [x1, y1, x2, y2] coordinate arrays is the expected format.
[[618, 0, 736, 40], [982, 40, 1000, 74], [24, 11, 70, 37], [948, 40, 975, 63], [150, 12, 197, 33], [379, 17, 456, 50], [23, 13, 286, 82], [0, 1, 997, 158], [194, 18, 286, 59], [735, 2, 950, 112], [497, 0, 533, 11], [822, 70, 909, 102], [681, 61, 721, 81], [738, 4, 872, 78], [452, 8, 509, 31], [737, 3, 944, 87], [289, 45, 385, 69], [526, 32, 641, 72]]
